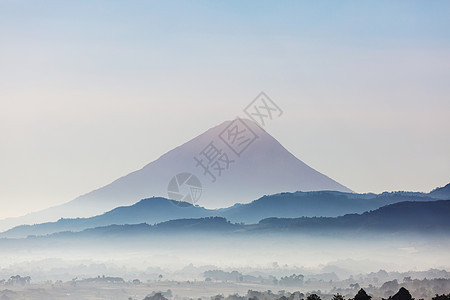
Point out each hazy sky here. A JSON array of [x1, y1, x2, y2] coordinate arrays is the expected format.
[[1, 1, 449, 219]]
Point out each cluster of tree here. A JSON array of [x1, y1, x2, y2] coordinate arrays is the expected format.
[[76, 275, 125, 284], [378, 278, 450, 298], [362, 269, 450, 284], [142, 290, 173, 300], [0, 275, 31, 286], [183, 288, 450, 300], [278, 274, 305, 287], [204, 270, 249, 282], [210, 289, 303, 300], [204, 270, 307, 286], [143, 292, 169, 300], [431, 295, 450, 300], [204, 270, 284, 285]]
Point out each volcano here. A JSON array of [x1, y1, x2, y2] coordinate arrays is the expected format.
[[0, 119, 351, 230]]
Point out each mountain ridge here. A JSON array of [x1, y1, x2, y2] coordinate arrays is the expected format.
[[2, 200, 449, 244], [0, 119, 352, 231], [1, 187, 447, 239]]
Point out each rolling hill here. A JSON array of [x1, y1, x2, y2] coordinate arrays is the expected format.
[[1, 189, 445, 238]]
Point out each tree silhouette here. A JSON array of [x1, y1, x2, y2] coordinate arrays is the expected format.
[[354, 289, 371, 300], [6, 275, 31, 286], [143, 292, 167, 300], [307, 294, 321, 300], [382, 287, 414, 300], [333, 294, 345, 300], [391, 287, 413, 300], [432, 294, 450, 300]]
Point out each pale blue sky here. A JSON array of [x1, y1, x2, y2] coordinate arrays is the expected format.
[[1, 1, 449, 218]]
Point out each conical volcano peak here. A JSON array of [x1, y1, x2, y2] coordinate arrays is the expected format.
[[0, 119, 352, 227], [66, 118, 351, 210]]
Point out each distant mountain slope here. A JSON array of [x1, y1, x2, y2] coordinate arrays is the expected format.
[[256, 200, 450, 233], [0, 198, 210, 238], [219, 191, 439, 223], [0, 119, 352, 232], [429, 183, 450, 199], [74, 200, 450, 235], [1, 191, 443, 238], [7, 200, 450, 243]]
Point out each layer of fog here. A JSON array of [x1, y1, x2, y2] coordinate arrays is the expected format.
[[1, 232, 449, 283]]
